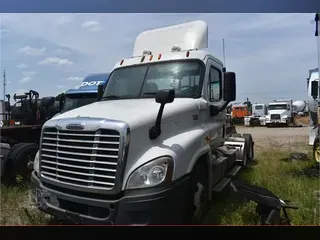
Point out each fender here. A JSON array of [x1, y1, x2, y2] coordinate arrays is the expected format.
[[122, 127, 212, 191]]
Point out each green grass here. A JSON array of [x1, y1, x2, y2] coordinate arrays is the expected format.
[[0, 146, 319, 225], [204, 146, 319, 225]]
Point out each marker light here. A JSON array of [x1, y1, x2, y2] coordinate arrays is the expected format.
[[186, 51, 190, 57], [120, 60, 124, 65], [158, 54, 162, 60], [149, 55, 153, 61], [141, 55, 145, 62], [171, 45, 181, 52], [142, 50, 152, 55]]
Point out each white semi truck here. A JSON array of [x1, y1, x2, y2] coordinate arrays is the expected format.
[[244, 103, 267, 127], [31, 21, 254, 224], [307, 68, 319, 164], [265, 99, 293, 127]]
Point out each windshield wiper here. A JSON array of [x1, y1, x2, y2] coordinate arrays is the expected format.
[[101, 95, 122, 100], [143, 92, 157, 95]]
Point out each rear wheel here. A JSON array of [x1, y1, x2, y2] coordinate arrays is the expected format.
[[243, 134, 254, 163], [4, 142, 39, 184]]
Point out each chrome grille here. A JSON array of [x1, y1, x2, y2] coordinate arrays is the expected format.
[[270, 114, 280, 120], [40, 127, 120, 190]]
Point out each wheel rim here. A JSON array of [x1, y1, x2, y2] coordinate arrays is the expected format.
[[192, 182, 207, 223], [17, 151, 34, 179], [315, 144, 320, 163]]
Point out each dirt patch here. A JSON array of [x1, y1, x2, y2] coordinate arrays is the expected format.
[[236, 126, 309, 152], [294, 116, 310, 126]]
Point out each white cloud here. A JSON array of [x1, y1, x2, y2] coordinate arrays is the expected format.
[[0, 28, 10, 38], [81, 20, 103, 32], [22, 71, 38, 77], [19, 77, 32, 83], [15, 89, 27, 94], [67, 76, 82, 81], [54, 15, 73, 27], [38, 57, 73, 66], [16, 63, 28, 69], [17, 45, 46, 56], [52, 48, 71, 55]]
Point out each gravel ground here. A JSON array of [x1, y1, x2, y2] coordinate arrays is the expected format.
[[236, 126, 310, 152]]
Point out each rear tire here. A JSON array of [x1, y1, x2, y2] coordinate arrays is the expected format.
[[243, 134, 254, 163], [4, 142, 39, 185]]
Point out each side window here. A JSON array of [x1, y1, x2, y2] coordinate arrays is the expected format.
[[208, 67, 222, 102]]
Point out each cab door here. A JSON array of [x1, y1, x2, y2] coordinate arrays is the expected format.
[[203, 57, 226, 150]]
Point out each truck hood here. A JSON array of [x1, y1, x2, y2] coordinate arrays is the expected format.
[[51, 98, 201, 130]]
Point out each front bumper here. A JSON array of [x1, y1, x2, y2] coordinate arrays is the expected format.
[[31, 171, 190, 225], [266, 119, 287, 125]]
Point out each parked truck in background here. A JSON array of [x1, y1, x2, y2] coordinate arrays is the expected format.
[[244, 103, 267, 127], [308, 69, 320, 165], [31, 21, 254, 224], [292, 100, 308, 117], [265, 99, 293, 127], [231, 103, 250, 124], [57, 73, 110, 115], [0, 89, 58, 184]]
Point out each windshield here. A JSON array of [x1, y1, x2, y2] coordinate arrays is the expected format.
[[62, 93, 97, 113], [268, 104, 287, 110], [102, 60, 204, 100], [255, 105, 263, 110]]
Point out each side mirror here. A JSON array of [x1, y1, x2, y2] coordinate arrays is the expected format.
[[149, 89, 175, 140], [311, 80, 318, 99], [155, 89, 175, 104], [223, 72, 236, 102], [97, 84, 104, 101]]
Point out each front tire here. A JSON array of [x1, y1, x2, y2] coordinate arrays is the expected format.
[[186, 164, 209, 224]]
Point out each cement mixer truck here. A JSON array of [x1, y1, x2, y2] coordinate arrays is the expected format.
[[292, 100, 308, 116]]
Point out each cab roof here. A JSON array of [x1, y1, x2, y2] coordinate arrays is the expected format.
[[65, 73, 110, 95]]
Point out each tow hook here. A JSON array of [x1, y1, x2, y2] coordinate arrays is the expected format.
[[27, 161, 34, 170]]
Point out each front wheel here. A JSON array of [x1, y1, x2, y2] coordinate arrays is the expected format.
[[185, 164, 209, 224]]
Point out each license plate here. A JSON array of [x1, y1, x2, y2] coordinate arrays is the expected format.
[[35, 187, 49, 209]]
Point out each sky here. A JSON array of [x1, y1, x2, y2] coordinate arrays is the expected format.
[[0, 13, 319, 104]]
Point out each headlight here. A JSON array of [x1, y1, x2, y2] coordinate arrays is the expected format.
[[126, 156, 174, 190], [33, 151, 40, 173], [281, 115, 288, 119]]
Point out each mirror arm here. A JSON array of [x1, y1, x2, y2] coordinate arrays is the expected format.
[[149, 103, 165, 140], [210, 100, 230, 117]]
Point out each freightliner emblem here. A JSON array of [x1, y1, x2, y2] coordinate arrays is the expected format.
[[66, 123, 85, 130]]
